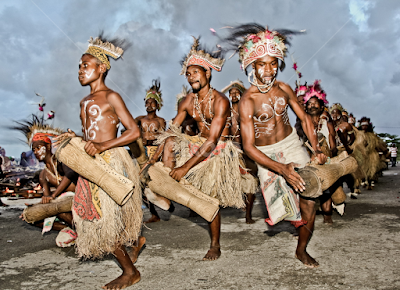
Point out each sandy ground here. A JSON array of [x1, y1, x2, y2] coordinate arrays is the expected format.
[[1, 165, 400, 290]]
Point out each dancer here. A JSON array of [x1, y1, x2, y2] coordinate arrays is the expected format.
[[221, 80, 259, 223], [135, 79, 171, 223], [304, 81, 337, 224], [222, 23, 326, 268], [330, 103, 355, 154], [147, 37, 245, 261], [55, 35, 142, 289]]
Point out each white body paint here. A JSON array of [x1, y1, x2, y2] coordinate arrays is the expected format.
[[142, 123, 158, 133], [253, 96, 289, 137], [83, 100, 104, 141]]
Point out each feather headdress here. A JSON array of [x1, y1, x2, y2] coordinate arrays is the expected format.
[[85, 33, 128, 70], [145, 79, 163, 110], [304, 80, 328, 104], [11, 114, 63, 147], [221, 23, 303, 72], [180, 36, 225, 75]]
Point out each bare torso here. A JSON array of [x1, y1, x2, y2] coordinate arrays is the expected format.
[[244, 82, 292, 146], [183, 90, 230, 140], [136, 115, 166, 146], [80, 90, 120, 143]]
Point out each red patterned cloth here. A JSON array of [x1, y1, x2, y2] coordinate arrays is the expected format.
[[73, 177, 100, 221]]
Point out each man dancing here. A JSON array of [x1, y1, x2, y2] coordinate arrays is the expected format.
[[221, 80, 259, 224], [135, 79, 171, 223], [330, 103, 355, 154], [147, 37, 245, 261], [223, 24, 326, 268], [56, 35, 142, 289], [303, 81, 337, 224]]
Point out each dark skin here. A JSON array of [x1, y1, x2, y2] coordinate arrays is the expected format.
[[330, 109, 355, 154], [147, 65, 230, 261], [239, 55, 326, 268], [55, 54, 141, 290], [306, 97, 337, 224], [135, 98, 168, 223], [135, 98, 166, 146], [229, 87, 256, 224], [19, 141, 74, 229]]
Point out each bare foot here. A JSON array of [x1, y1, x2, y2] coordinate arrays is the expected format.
[[102, 271, 140, 290], [245, 217, 255, 224], [202, 246, 221, 261], [129, 236, 146, 264], [144, 215, 160, 224], [295, 251, 319, 268], [323, 216, 333, 225]]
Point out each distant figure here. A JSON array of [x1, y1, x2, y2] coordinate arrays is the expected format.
[[390, 143, 397, 167]]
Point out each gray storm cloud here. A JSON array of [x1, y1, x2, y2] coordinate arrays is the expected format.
[[0, 0, 399, 157]]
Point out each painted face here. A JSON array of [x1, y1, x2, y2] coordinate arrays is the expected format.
[[185, 65, 209, 92], [145, 98, 158, 112], [361, 125, 368, 131], [78, 54, 103, 86], [229, 87, 241, 103], [330, 109, 342, 121], [306, 97, 322, 116], [253, 55, 279, 85], [32, 142, 47, 161]]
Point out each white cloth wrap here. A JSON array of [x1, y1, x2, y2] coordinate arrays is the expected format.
[[255, 128, 310, 225]]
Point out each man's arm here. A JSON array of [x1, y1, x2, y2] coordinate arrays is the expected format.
[[170, 93, 229, 181], [327, 119, 338, 156], [239, 94, 306, 192], [85, 92, 141, 155], [282, 83, 326, 164]]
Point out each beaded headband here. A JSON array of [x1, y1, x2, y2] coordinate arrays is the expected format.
[[239, 28, 288, 70], [85, 36, 124, 70], [181, 37, 225, 75]]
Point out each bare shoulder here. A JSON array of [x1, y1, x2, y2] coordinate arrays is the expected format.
[[106, 90, 123, 103], [276, 81, 293, 95], [135, 115, 146, 122], [213, 89, 230, 106]]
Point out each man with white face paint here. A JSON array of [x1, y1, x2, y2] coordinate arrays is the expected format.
[[54, 34, 143, 290], [223, 23, 326, 268]]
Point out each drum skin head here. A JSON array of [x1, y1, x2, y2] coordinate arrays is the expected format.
[[297, 167, 322, 198]]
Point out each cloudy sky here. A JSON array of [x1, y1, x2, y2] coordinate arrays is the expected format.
[[0, 0, 399, 158]]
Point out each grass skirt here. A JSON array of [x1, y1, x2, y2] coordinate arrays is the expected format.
[[156, 125, 246, 208], [72, 147, 142, 259]]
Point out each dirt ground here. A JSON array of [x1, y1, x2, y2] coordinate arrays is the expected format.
[[1, 165, 400, 290]]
